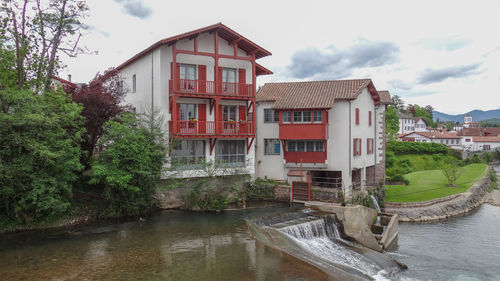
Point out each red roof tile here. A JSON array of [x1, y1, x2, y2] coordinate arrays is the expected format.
[[257, 79, 378, 109]]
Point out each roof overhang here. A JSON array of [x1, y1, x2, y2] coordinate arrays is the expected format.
[[116, 23, 271, 71], [256, 63, 273, 76]]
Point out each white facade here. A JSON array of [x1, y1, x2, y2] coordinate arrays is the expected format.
[[399, 132, 462, 148], [414, 118, 428, 132], [256, 87, 385, 194], [398, 116, 414, 134], [116, 27, 264, 178]]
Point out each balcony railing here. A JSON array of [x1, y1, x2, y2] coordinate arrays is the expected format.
[[169, 120, 254, 137], [169, 79, 253, 97]]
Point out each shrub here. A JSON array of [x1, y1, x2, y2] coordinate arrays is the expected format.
[[246, 178, 276, 200], [90, 111, 168, 216], [389, 174, 410, 185], [470, 154, 482, 164], [483, 152, 493, 164], [0, 88, 84, 224], [385, 151, 396, 168], [489, 169, 498, 192], [441, 163, 463, 187], [386, 141, 448, 155]]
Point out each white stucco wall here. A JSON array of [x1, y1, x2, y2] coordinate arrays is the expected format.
[[375, 105, 386, 164], [255, 102, 285, 180], [118, 31, 258, 179], [398, 118, 414, 134], [415, 119, 427, 132]]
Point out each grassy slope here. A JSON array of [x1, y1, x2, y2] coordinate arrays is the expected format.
[[386, 163, 487, 202]]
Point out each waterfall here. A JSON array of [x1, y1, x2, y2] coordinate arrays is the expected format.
[[278, 217, 385, 278], [370, 195, 381, 213]]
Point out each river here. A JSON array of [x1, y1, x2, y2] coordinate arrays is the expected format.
[[1, 202, 499, 280]]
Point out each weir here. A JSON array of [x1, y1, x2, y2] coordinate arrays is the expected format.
[[249, 211, 404, 281]]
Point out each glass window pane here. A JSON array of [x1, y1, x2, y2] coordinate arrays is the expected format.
[[303, 112, 311, 122], [306, 141, 314, 152], [293, 112, 301, 123], [287, 141, 295, 152], [297, 141, 305, 152], [314, 111, 322, 122], [283, 112, 291, 123]]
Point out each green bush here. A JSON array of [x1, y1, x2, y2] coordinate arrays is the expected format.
[[246, 178, 276, 200], [386, 141, 448, 155], [470, 154, 482, 164], [489, 169, 498, 192], [90, 111, 168, 216], [0, 88, 84, 224], [483, 152, 493, 163], [388, 174, 410, 185], [385, 151, 396, 168]]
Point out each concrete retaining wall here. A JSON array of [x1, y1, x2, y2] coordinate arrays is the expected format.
[[384, 166, 493, 222]]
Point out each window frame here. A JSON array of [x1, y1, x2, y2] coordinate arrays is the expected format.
[[171, 140, 206, 170], [264, 139, 281, 155], [282, 111, 291, 123], [264, 108, 279, 123], [215, 140, 246, 166]]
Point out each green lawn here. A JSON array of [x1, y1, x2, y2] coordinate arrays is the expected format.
[[386, 163, 487, 203]]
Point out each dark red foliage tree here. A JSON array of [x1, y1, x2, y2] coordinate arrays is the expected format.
[[68, 68, 133, 168]]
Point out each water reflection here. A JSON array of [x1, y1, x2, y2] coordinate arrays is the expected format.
[[0, 205, 328, 281]]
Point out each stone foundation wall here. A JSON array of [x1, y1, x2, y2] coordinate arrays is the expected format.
[[384, 166, 493, 222], [273, 185, 339, 203]]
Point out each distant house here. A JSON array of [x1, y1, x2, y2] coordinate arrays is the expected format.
[[399, 131, 461, 148], [256, 80, 390, 194], [463, 114, 481, 128], [469, 136, 500, 151], [398, 112, 414, 134], [50, 75, 77, 91], [414, 117, 428, 132], [459, 127, 500, 150]]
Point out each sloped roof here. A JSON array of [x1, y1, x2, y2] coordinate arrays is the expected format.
[[378, 90, 392, 104], [256, 79, 379, 109], [415, 117, 428, 125], [116, 23, 271, 71], [416, 131, 461, 139], [473, 136, 500, 142], [458, 127, 500, 137], [51, 75, 77, 88]]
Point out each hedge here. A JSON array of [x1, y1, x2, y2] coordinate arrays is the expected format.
[[386, 141, 448, 155]]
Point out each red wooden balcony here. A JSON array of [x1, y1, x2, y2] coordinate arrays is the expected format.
[[279, 123, 329, 140], [284, 152, 326, 164], [169, 120, 255, 137], [169, 79, 253, 97]]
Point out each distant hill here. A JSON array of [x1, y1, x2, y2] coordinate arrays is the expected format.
[[433, 109, 500, 123], [481, 118, 500, 126]]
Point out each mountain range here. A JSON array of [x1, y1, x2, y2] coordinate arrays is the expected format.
[[433, 109, 500, 123]]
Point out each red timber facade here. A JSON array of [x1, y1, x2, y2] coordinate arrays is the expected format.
[[115, 23, 271, 173]]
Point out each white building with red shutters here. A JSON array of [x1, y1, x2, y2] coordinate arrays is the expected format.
[[255, 80, 391, 195], [114, 23, 272, 177]]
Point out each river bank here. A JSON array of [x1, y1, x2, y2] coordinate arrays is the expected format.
[[384, 165, 499, 222]]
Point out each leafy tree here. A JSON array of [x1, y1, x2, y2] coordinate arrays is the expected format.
[[441, 163, 462, 187], [67, 69, 131, 168], [0, 86, 84, 223], [414, 104, 436, 128], [90, 110, 168, 216], [385, 105, 399, 141], [391, 94, 404, 111], [0, 0, 89, 90]]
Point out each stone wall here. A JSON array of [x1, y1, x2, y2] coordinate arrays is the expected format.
[[273, 185, 339, 203], [384, 166, 493, 222]]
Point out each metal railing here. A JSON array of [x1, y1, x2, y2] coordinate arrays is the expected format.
[[169, 79, 253, 97]]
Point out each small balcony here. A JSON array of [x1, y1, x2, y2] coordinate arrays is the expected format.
[[279, 123, 329, 140], [169, 120, 255, 137], [169, 79, 253, 98]]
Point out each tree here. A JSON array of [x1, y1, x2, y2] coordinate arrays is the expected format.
[[0, 0, 88, 90], [385, 105, 399, 141], [441, 163, 462, 187], [0, 86, 84, 223], [391, 94, 404, 111], [89, 110, 168, 216], [68, 69, 131, 168]]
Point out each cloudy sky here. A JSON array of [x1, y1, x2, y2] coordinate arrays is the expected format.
[[61, 0, 500, 114]]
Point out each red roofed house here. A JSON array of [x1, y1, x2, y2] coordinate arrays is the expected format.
[[256, 81, 390, 196], [114, 23, 272, 177], [398, 131, 461, 149], [464, 136, 500, 152]]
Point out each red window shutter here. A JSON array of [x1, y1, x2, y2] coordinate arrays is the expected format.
[[238, 69, 246, 96], [359, 139, 362, 155], [369, 111, 372, 126], [217, 104, 223, 134], [356, 108, 360, 125], [176, 103, 180, 121], [367, 139, 369, 154], [198, 104, 206, 134], [353, 139, 357, 156], [198, 65, 206, 93], [170, 62, 174, 79], [175, 63, 181, 91], [238, 105, 246, 121]]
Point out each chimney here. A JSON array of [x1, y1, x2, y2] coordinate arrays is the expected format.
[[68, 74, 72, 82]]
